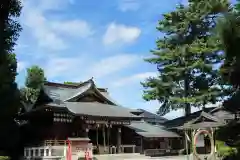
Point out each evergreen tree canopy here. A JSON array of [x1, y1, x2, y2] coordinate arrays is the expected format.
[[142, 0, 229, 116], [0, 0, 22, 119], [216, 0, 240, 111], [21, 66, 46, 104], [0, 0, 23, 157]]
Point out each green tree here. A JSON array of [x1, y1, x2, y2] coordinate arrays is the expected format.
[[0, 0, 22, 118], [25, 65, 46, 89], [0, 0, 22, 157], [216, 0, 240, 112], [215, 1, 240, 158], [21, 66, 46, 104], [142, 0, 229, 116]]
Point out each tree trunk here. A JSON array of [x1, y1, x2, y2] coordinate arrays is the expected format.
[[184, 74, 191, 155], [184, 75, 191, 116]]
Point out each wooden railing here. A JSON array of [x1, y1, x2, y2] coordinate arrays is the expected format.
[[24, 140, 93, 159], [120, 145, 136, 153], [24, 145, 66, 159], [92, 144, 137, 154]]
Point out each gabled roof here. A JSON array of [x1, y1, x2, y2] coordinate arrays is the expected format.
[[26, 79, 141, 120], [210, 106, 235, 120], [125, 121, 180, 138], [163, 107, 216, 128], [42, 79, 118, 105], [180, 111, 226, 129]]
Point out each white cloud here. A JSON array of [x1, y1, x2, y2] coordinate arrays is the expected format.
[[44, 57, 83, 78], [17, 61, 28, 73], [118, 0, 140, 12], [103, 23, 141, 46], [21, 2, 67, 50], [44, 54, 140, 80], [88, 54, 140, 78], [21, 0, 93, 51], [112, 72, 157, 87], [51, 20, 94, 38]]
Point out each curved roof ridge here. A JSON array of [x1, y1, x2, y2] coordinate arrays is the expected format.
[[44, 78, 93, 88], [63, 80, 93, 101]]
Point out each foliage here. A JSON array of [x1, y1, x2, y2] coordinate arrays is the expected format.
[[64, 81, 82, 85], [216, 123, 240, 159], [0, 156, 10, 160], [215, 0, 240, 110], [214, 1, 240, 159], [0, 1, 22, 157], [216, 140, 237, 157], [25, 65, 46, 89], [142, 0, 229, 116], [0, 0, 22, 118], [21, 65, 46, 104], [216, 0, 240, 110]]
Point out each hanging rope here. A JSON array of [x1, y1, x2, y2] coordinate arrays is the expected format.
[[193, 129, 215, 160]]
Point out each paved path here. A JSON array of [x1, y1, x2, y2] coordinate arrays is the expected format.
[[95, 153, 213, 160], [123, 154, 213, 160]]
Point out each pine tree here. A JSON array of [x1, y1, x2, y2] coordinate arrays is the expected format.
[[142, 0, 229, 116], [216, 0, 240, 111], [215, 2, 240, 157]]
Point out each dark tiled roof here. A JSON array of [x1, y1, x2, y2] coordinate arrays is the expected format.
[[43, 79, 118, 105], [125, 121, 180, 138], [180, 112, 226, 129], [47, 102, 140, 118], [137, 109, 168, 123], [163, 107, 216, 128], [32, 79, 141, 119]]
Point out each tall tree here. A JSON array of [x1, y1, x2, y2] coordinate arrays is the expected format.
[[215, 2, 240, 158], [216, 0, 240, 111], [21, 66, 46, 104], [0, 0, 22, 118], [0, 0, 22, 157], [142, 0, 229, 116]]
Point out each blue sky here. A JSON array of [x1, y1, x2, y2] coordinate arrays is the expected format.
[[15, 0, 218, 119]]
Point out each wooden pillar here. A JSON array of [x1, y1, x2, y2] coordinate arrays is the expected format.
[[211, 128, 216, 159], [96, 124, 99, 146], [107, 125, 111, 153], [117, 127, 121, 153], [184, 129, 189, 160], [102, 125, 106, 151], [141, 136, 144, 154]]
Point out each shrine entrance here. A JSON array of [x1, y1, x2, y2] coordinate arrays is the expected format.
[[181, 112, 226, 160]]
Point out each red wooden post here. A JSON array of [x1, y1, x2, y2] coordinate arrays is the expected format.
[[67, 139, 72, 160]]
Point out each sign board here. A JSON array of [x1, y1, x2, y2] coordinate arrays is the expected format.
[[196, 134, 205, 147]]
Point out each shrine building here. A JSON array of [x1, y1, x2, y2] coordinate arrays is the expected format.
[[18, 78, 181, 159]]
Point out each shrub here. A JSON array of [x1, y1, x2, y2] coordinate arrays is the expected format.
[[0, 156, 10, 160], [216, 140, 237, 158]]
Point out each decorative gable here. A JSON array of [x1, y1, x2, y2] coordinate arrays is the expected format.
[[77, 93, 106, 103]]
